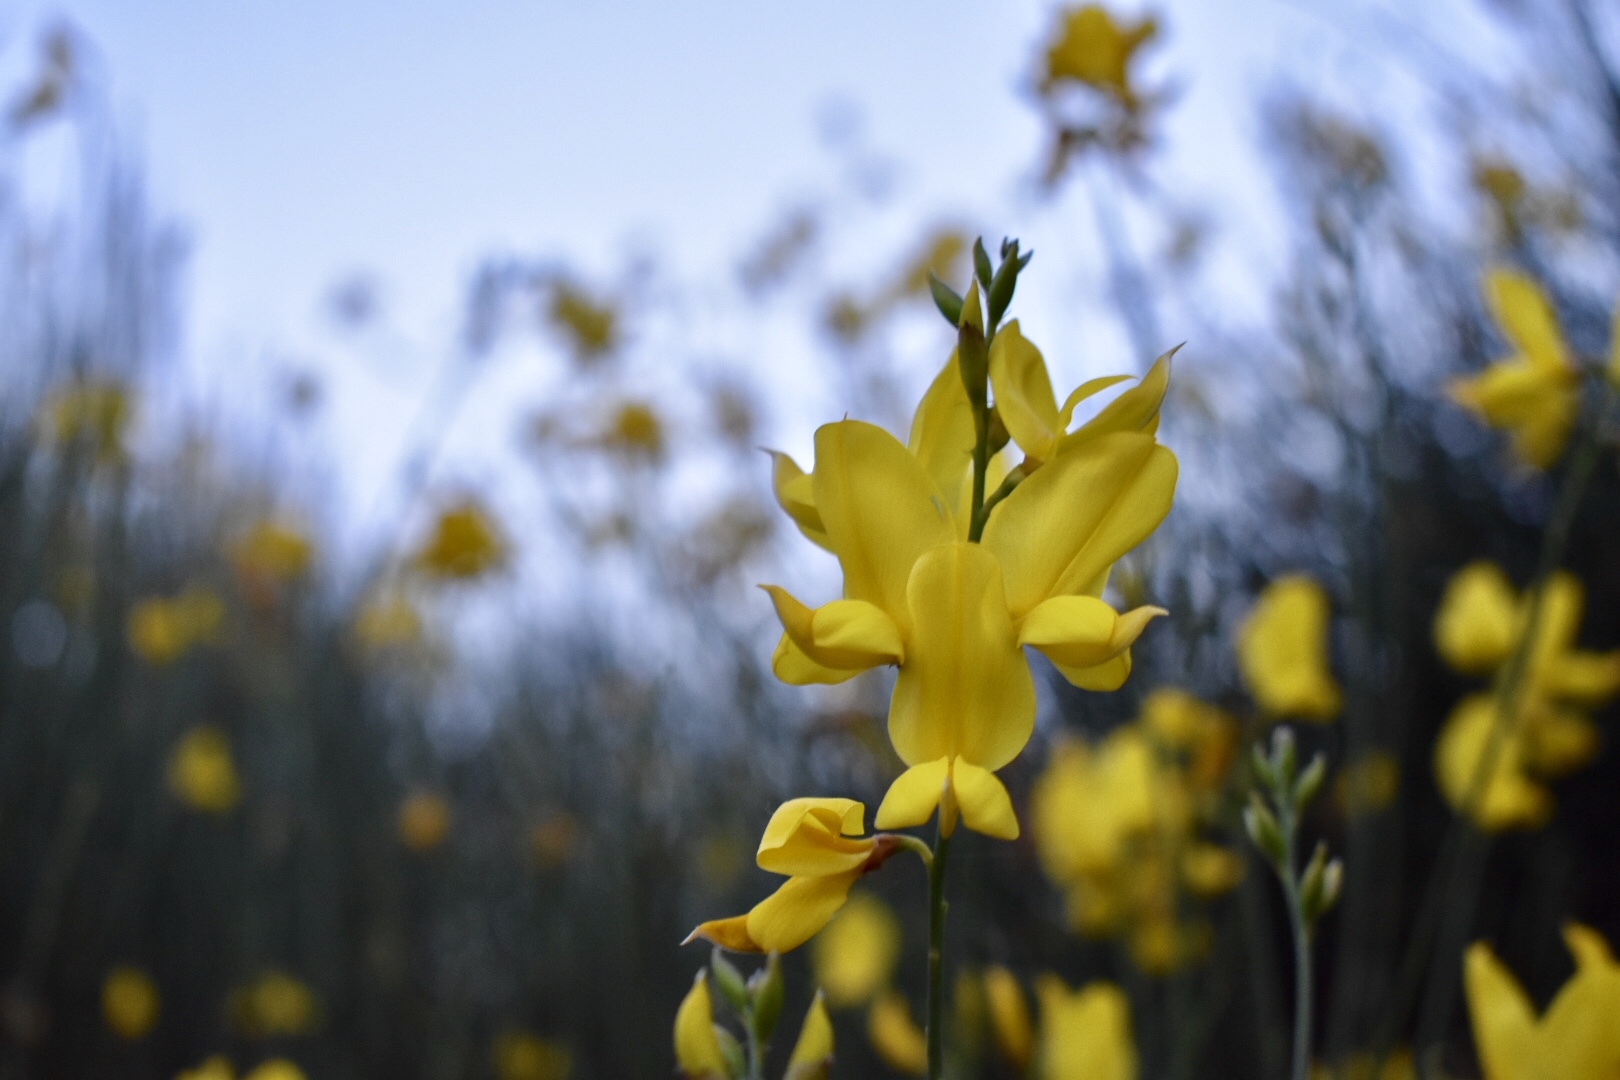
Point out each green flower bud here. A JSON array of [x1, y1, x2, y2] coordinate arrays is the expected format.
[[1293, 753, 1327, 812], [710, 949, 749, 1016], [748, 953, 784, 1045], [1245, 794, 1285, 868], [973, 237, 993, 292], [713, 1024, 747, 1080], [928, 271, 963, 327]]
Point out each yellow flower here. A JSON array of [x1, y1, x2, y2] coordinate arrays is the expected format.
[[493, 1032, 572, 1080], [415, 501, 504, 581], [673, 971, 728, 1080], [1465, 925, 1620, 1080], [353, 591, 421, 650], [102, 966, 159, 1039], [600, 400, 665, 462], [231, 521, 313, 585], [1042, 4, 1158, 105], [812, 891, 900, 1008], [1434, 561, 1518, 676], [867, 990, 928, 1076], [1334, 751, 1401, 818], [763, 345, 1176, 839], [242, 1062, 306, 1080], [168, 726, 242, 814], [546, 280, 619, 362], [686, 798, 881, 954], [1238, 575, 1341, 721], [1450, 269, 1579, 469], [43, 377, 132, 461], [1032, 732, 1155, 894], [1179, 843, 1242, 898], [984, 967, 1034, 1071], [1434, 692, 1600, 831], [398, 792, 451, 852], [230, 972, 318, 1037], [1036, 975, 1137, 1080], [176, 1056, 235, 1080], [785, 992, 835, 1080], [129, 588, 225, 665]]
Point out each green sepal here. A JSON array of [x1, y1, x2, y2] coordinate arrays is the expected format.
[[928, 272, 963, 327], [711, 949, 749, 1016]]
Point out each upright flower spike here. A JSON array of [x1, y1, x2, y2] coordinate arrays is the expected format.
[[1465, 925, 1620, 1080], [1237, 576, 1341, 721], [1450, 269, 1580, 469], [673, 971, 729, 1080], [685, 798, 886, 954], [1034, 975, 1137, 1080]]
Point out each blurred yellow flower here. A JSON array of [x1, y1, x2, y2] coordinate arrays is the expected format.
[[785, 992, 834, 1080], [398, 791, 451, 852], [892, 228, 968, 300], [415, 501, 504, 581], [1179, 843, 1242, 898], [129, 587, 225, 666], [353, 591, 422, 650], [242, 1061, 306, 1080], [1466, 924, 1620, 1080], [176, 1056, 235, 1080], [531, 816, 579, 868], [493, 1031, 572, 1080], [984, 966, 1034, 1072], [102, 966, 159, 1039], [1042, 4, 1158, 104], [1334, 751, 1401, 818], [1238, 575, 1341, 721], [1435, 693, 1577, 831], [686, 798, 878, 954], [43, 377, 132, 461], [867, 990, 927, 1076], [812, 891, 900, 1009], [1434, 561, 1518, 675], [1035, 975, 1137, 1080], [673, 971, 727, 1080], [1310, 1051, 1414, 1080], [231, 520, 313, 585], [600, 400, 665, 461], [231, 971, 318, 1037], [546, 280, 619, 362], [168, 726, 242, 814], [1450, 269, 1579, 469]]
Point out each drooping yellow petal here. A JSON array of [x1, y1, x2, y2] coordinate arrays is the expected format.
[[1434, 562, 1518, 676], [756, 798, 874, 877], [988, 320, 1062, 461], [1464, 943, 1543, 1080], [983, 433, 1177, 620], [1018, 595, 1165, 679], [813, 892, 901, 1009], [1064, 347, 1175, 449], [908, 349, 977, 519], [684, 914, 760, 953], [1542, 651, 1620, 707], [1450, 361, 1578, 469], [983, 967, 1033, 1071], [1057, 375, 1134, 430], [874, 758, 950, 831], [889, 543, 1034, 770], [812, 420, 955, 627], [1483, 268, 1568, 371], [1031, 733, 1156, 882], [1035, 975, 1137, 1080], [771, 633, 863, 686], [745, 870, 863, 953], [769, 451, 832, 551], [1237, 576, 1342, 721], [673, 972, 729, 1079], [867, 991, 928, 1077], [1434, 694, 1550, 832], [1564, 923, 1617, 972], [952, 759, 1019, 840], [763, 587, 904, 672], [785, 992, 835, 1080], [1519, 705, 1599, 777]]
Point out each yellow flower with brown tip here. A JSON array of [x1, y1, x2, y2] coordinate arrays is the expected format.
[[673, 971, 728, 1080], [102, 966, 159, 1039], [1450, 269, 1579, 469], [812, 891, 900, 1008], [867, 990, 927, 1076], [1466, 925, 1620, 1080], [686, 798, 890, 954], [785, 992, 835, 1080], [415, 501, 504, 581], [1042, 4, 1158, 105], [1036, 975, 1137, 1080], [168, 726, 242, 814], [1238, 575, 1341, 721], [398, 791, 451, 852]]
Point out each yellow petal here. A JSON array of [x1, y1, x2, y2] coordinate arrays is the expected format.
[[1483, 268, 1568, 371], [769, 450, 833, 551], [1056, 375, 1134, 429], [1035, 976, 1137, 1080], [812, 420, 955, 627], [771, 633, 862, 686], [983, 433, 1177, 620], [763, 587, 904, 671], [1519, 705, 1599, 777], [1562, 923, 1616, 972], [1434, 562, 1518, 676], [673, 971, 730, 1079], [1064, 347, 1175, 448], [1464, 943, 1538, 1080], [1056, 649, 1134, 692], [1237, 576, 1341, 721], [1544, 651, 1620, 707], [1433, 695, 1550, 832], [988, 320, 1062, 461], [874, 757, 950, 831], [813, 892, 901, 1009], [683, 914, 761, 953], [1449, 362, 1577, 469], [951, 759, 1019, 840], [785, 992, 835, 1080], [889, 543, 1034, 770], [908, 349, 977, 519], [984, 967, 1033, 1071], [1610, 298, 1620, 388], [745, 870, 862, 953], [756, 798, 874, 877], [867, 991, 928, 1077], [1018, 596, 1165, 673]]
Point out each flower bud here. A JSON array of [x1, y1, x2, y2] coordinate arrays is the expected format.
[[1244, 795, 1285, 868], [973, 237, 994, 292], [713, 1025, 746, 1080], [710, 950, 749, 1015], [1269, 727, 1298, 790], [928, 272, 963, 327], [957, 286, 988, 413], [747, 953, 784, 1045], [1293, 753, 1327, 811], [1298, 841, 1330, 923]]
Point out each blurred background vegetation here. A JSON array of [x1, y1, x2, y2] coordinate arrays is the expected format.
[[2, 2, 1619, 1079]]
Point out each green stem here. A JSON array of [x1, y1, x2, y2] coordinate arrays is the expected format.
[[967, 428, 990, 544], [927, 828, 953, 1080], [745, 1015, 764, 1080], [1278, 803, 1313, 1080]]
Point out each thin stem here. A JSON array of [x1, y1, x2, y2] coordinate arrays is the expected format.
[[1278, 803, 1313, 1080], [927, 828, 953, 1080], [967, 429, 990, 544], [745, 1016, 764, 1080]]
